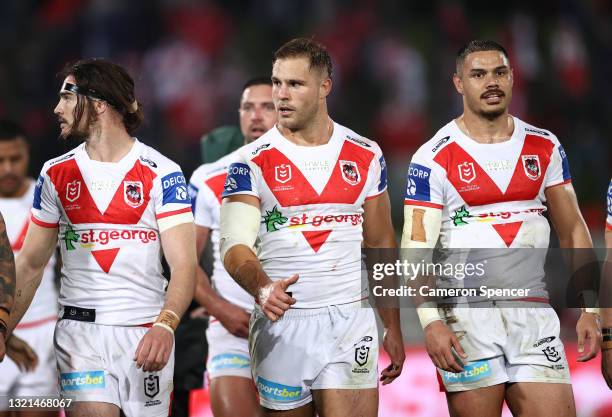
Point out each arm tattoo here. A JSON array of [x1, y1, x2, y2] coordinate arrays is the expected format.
[[0, 213, 16, 314]]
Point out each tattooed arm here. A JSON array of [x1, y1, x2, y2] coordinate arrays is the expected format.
[[7, 222, 57, 339], [0, 213, 16, 361]]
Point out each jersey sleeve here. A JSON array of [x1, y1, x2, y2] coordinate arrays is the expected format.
[[193, 182, 216, 229], [545, 136, 572, 188], [221, 151, 260, 200], [154, 166, 194, 233], [607, 178, 612, 231], [30, 167, 60, 228], [403, 149, 445, 210], [365, 146, 388, 200]]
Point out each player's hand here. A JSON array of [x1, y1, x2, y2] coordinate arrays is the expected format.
[[216, 301, 251, 338], [134, 326, 174, 372], [258, 274, 298, 322], [576, 312, 601, 362], [424, 320, 467, 373], [380, 326, 405, 385], [6, 335, 38, 372]]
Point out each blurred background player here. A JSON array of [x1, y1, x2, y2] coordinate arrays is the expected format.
[[0, 120, 59, 417], [7, 59, 196, 417], [601, 177, 612, 389], [189, 77, 275, 417], [402, 40, 600, 417], [220, 38, 405, 417]]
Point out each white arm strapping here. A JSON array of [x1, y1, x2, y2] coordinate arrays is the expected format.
[[219, 201, 260, 263], [401, 205, 443, 328]]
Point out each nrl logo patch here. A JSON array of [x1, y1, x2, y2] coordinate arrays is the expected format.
[[124, 181, 144, 208], [144, 374, 160, 398], [340, 160, 360, 185], [66, 180, 81, 202], [275, 164, 292, 183], [458, 162, 476, 184], [522, 155, 541, 180]]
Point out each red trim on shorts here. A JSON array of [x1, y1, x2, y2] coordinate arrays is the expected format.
[[16, 315, 57, 329], [156, 207, 192, 220], [137, 322, 154, 328], [436, 371, 446, 392], [514, 297, 549, 304], [404, 199, 444, 209], [607, 222, 612, 231], [30, 214, 58, 228]]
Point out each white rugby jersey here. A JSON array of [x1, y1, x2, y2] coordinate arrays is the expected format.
[[31, 139, 193, 325], [404, 117, 572, 298], [222, 122, 388, 308], [1, 180, 58, 324], [189, 150, 254, 311], [607, 177, 612, 231]]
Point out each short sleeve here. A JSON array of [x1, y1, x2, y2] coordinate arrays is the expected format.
[[193, 183, 216, 229], [365, 149, 388, 200], [403, 151, 445, 210], [154, 168, 193, 233], [221, 152, 260, 199], [545, 138, 571, 188], [30, 169, 60, 228]]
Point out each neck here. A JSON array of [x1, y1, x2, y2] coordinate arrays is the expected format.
[[278, 109, 333, 146], [84, 123, 134, 162], [457, 109, 514, 144]]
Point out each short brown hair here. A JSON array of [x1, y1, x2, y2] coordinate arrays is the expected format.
[[456, 40, 509, 74], [273, 38, 332, 79], [60, 58, 143, 134]]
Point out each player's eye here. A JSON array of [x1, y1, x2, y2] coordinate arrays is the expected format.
[[264, 103, 275, 111]]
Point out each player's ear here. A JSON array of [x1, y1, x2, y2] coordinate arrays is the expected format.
[[93, 100, 107, 115], [453, 73, 463, 95], [320, 73, 332, 99]]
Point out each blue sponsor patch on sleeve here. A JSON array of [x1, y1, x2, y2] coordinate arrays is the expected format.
[[33, 175, 44, 210], [405, 163, 431, 201], [222, 163, 252, 197], [441, 360, 492, 385], [161, 171, 189, 205], [378, 155, 388, 192], [256, 376, 302, 402], [558, 145, 571, 181]]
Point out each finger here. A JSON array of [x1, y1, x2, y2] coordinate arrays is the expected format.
[[280, 274, 299, 289], [436, 353, 450, 372], [136, 338, 152, 369], [134, 336, 145, 361], [272, 291, 296, 306], [265, 304, 286, 317], [153, 345, 166, 372], [143, 344, 159, 372], [451, 337, 467, 358], [443, 349, 463, 373], [577, 329, 585, 354]]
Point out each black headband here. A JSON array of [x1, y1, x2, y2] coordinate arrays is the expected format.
[[61, 81, 137, 113]]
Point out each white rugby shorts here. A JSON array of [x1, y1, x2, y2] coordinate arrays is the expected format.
[[205, 319, 251, 381], [54, 320, 174, 417], [249, 302, 378, 410], [437, 306, 570, 392]]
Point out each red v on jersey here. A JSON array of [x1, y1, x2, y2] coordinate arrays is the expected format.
[[252, 141, 374, 207], [492, 221, 523, 247], [48, 158, 156, 273], [205, 172, 227, 204], [434, 135, 554, 207], [91, 248, 120, 273], [48, 158, 156, 224], [301, 230, 332, 253]]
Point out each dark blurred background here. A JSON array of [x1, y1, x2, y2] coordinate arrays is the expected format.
[[0, 0, 610, 240]]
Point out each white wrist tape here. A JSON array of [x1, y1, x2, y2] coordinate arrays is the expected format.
[[401, 205, 441, 249], [220, 201, 261, 262], [417, 303, 442, 329]]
